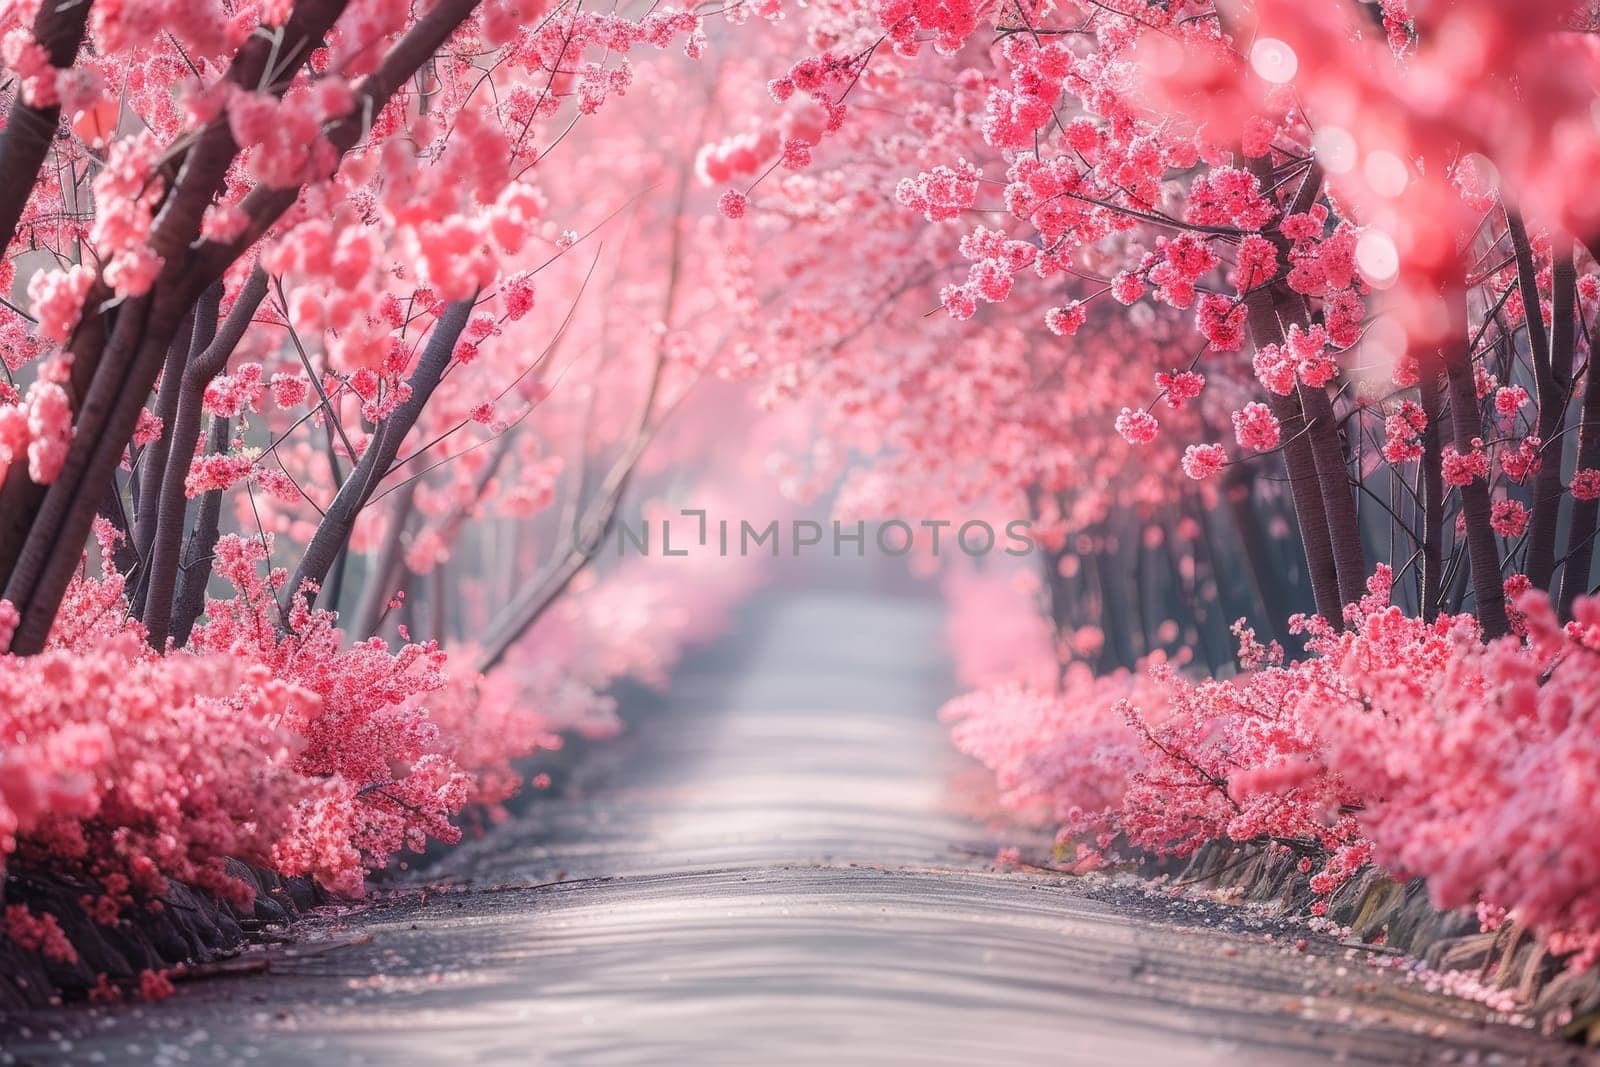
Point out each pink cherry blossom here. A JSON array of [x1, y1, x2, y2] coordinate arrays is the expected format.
[[1181, 443, 1227, 480], [1114, 407, 1159, 446], [1231, 402, 1281, 452]]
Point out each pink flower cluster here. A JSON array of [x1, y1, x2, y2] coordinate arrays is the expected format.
[[1490, 499, 1530, 539], [1231, 402, 1281, 452], [940, 227, 1039, 319], [1381, 399, 1428, 464], [896, 160, 982, 224], [27, 266, 94, 344], [203, 363, 266, 418], [1574, 469, 1600, 502], [1114, 407, 1158, 446], [0, 617, 317, 917], [1156, 369, 1204, 410], [1181, 443, 1226, 481], [0, 371, 74, 485], [1045, 303, 1087, 338], [184, 450, 258, 497], [1442, 439, 1491, 487]]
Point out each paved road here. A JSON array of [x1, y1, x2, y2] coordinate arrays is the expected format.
[[2, 592, 1577, 1065]]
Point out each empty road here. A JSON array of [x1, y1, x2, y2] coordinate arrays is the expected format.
[[1, 591, 1573, 1065]]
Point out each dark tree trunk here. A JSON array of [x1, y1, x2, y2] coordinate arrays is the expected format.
[[1245, 291, 1344, 624], [0, 0, 93, 254], [1295, 381, 1366, 609], [133, 293, 215, 575], [140, 271, 268, 650], [1526, 242, 1576, 591], [1559, 303, 1600, 616], [1442, 317, 1510, 638], [1088, 546, 1135, 672], [1274, 288, 1367, 610], [168, 415, 231, 648], [1417, 352, 1447, 620], [349, 481, 419, 640], [1163, 513, 1222, 672], [283, 300, 473, 616]]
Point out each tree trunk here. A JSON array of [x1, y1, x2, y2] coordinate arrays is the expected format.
[[5, 299, 169, 652], [168, 415, 231, 648], [139, 270, 268, 649], [1040, 541, 1076, 640], [1088, 545, 1135, 672], [0, 0, 93, 254], [1526, 240, 1576, 591], [1442, 315, 1510, 638], [129, 299, 211, 616], [426, 563, 447, 645], [134, 292, 215, 571], [1559, 306, 1600, 615], [1222, 466, 1295, 645], [1163, 513, 1221, 672], [1295, 380, 1366, 609], [1417, 351, 1447, 620], [284, 300, 473, 616], [1244, 291, 1344, 624], [1274, 288, 1367, 609], [349, 481, 420, 640]]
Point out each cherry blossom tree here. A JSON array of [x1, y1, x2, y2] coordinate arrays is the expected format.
[[722, 0, 1600, 641], [0, 0, 784, 979], [710, 0, 1600, 978], [0, 0, 732, 654]]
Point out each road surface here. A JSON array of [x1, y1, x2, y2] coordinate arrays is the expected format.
[[1, 591, 1576, 1065]]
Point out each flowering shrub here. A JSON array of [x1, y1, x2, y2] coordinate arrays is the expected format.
[[3, 494, 770, 939], [0, 599, 318, 916], [0, 548, 464, 911], [948, 566, 1600, 969], [942, 662, 1167, 865]]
